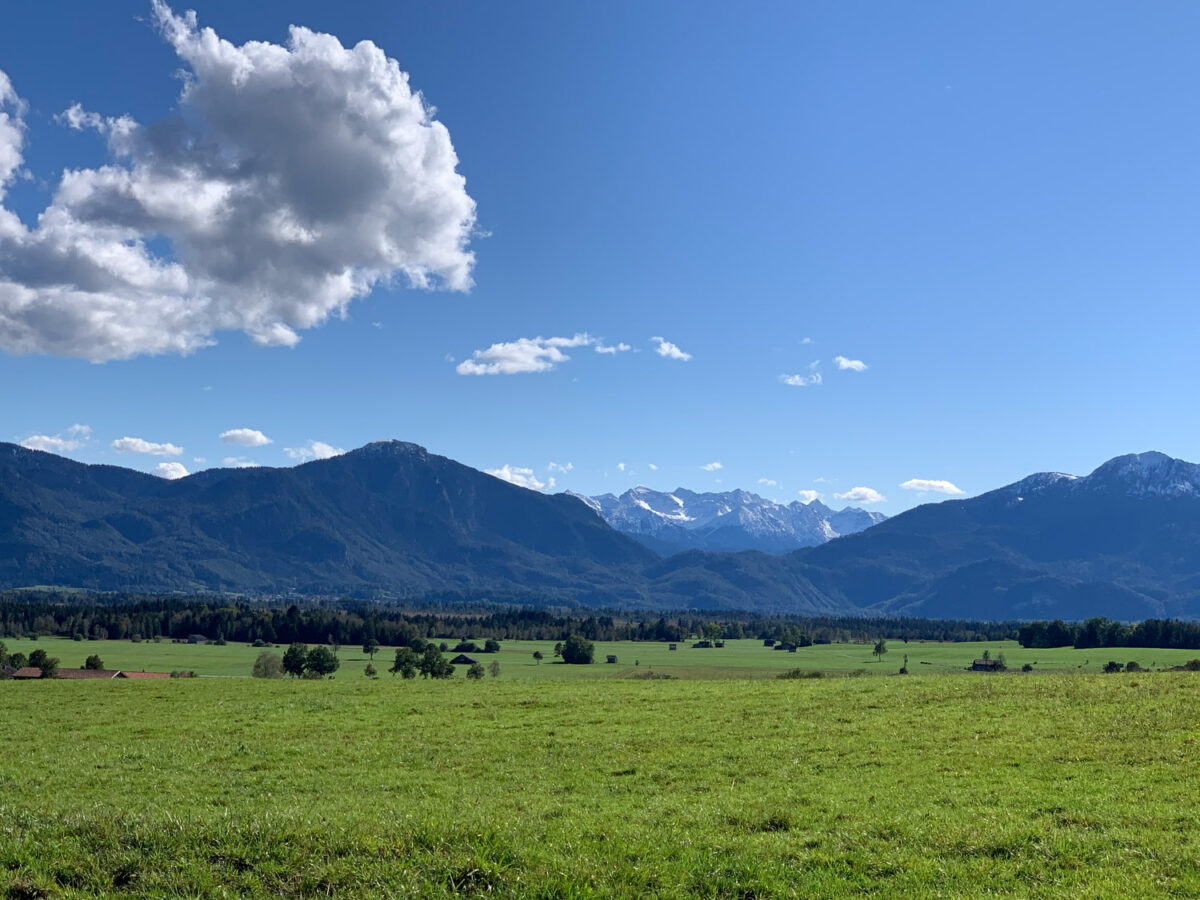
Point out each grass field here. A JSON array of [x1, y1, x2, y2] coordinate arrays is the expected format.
[[6, 635, 1200, 681], [1, 672, 1198, 897]]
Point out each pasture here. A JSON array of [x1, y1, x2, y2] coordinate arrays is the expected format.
[[4, 635, 1200, 680], [1, 672, 1198, 897]]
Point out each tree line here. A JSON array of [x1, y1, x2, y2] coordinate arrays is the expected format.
[[1018, 617, 1200, 650], [0, 591, 1021, 647]]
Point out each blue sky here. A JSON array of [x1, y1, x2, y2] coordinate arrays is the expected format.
[[3, 1, 1200, 512]]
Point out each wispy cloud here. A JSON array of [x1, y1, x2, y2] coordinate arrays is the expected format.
[[284, 440, 345, 462], [757, 478, 778, 487], [594, 342, 631, 355], [19, 424, 91, 453], [651, 336, 692, 361], [899, 478, 964, 495], [456, 334, 595, 375], [547, 461, 573, 473], [485, 464, 554, 491], [222, 457, 260, 468], [617, 462, 626, 472], [220, 428, 272, 447], [780, 372, 822, 387], [700, 461, 723, 472], [834, 355, 868, 372], [796, 490, 821, 504], [112, 436, 183, 457], [647, 463, 658, 471], [835, 486, 885, 504]]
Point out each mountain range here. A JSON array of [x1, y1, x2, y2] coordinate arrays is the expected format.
[[571, 487, 886, 554], [3, 440, 1200, 621]]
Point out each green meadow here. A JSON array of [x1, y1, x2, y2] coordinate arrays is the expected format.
[[4, 634, 1200, 680], [1, 672, 1199, 897]]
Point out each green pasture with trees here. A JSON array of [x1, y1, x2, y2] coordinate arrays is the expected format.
[[5, 634, 1200, 680], [1, 672, 1198, 897]]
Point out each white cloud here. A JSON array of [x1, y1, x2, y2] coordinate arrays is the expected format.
[[594, 342, 631, 355], [456, 334, 594, 375], [796, 490, 821, 504], [899, 478, 964, 495], [700, 461, 723, 472], [834, 356, 868, 372], [647, 463, 658, 471], [112, 436, 182, 456], [0, 4, 476, 361], [547, 461, 573, 473], [651, 336, 692, 361], [757, 478, 778, 487], [617, 462, 626, 472], [223, 456, 260, 468], [284, 440, 345, 461], [485, 464, 554, 492], [835, 486, 885, 504], [220, 428, 272, 447], [800, 337, 814, 345], [780, 372, 822, 387], [154, 461, 188, 479], [19, 424, 91, 453], [192, 456, 206, 464]]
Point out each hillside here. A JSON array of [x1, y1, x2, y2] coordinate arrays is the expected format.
[[647, 451, 1200, 620], [0, 441, 656, 598], [6, 444, 1200, 620]]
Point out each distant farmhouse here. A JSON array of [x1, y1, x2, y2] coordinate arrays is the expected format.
[[971, 659, 1004, 672]]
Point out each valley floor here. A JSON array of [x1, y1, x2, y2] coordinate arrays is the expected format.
[[6, 635, 1200, 680], [1, 673, 1198, 897]]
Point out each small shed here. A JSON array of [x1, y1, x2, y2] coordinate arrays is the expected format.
[[11, 666, 42, 679], [763, 639, 776, 647], [692, 640, 713, 649], [971, 659, 1003, 671], [775, 642, 796, 652], [187, 634, 209, 644], [450, 654, 478, 666], [668, 643, 677, 651], [714, 641, 725, 648], [606, 655, 618, 664]]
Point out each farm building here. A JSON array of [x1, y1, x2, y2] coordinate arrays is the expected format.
[[971, 659, 1004, 671], [692, 640, 713, 649], [450, 654, 478, 666], [605, 655, 618, 664], [668, 643, 677, 651], [763, 639, 775, 647]]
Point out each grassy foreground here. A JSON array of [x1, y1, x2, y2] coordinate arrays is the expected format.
[[2, 674, 1199, 897]]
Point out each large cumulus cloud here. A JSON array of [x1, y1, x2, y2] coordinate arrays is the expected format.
[[0, 2, 476, 361]]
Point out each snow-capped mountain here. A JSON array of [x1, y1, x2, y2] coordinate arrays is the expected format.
[[568, 486, 887, 554]]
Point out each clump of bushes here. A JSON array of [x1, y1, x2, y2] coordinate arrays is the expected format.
[[251, 651, 284, 678], [777, 668, 824, 679], [629, 671, 675, 680], [169, 670, 197, 678]]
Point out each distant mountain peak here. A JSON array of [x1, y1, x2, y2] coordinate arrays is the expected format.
[[1088, 451, 1200, 497], [579, 485, 887, 554]]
